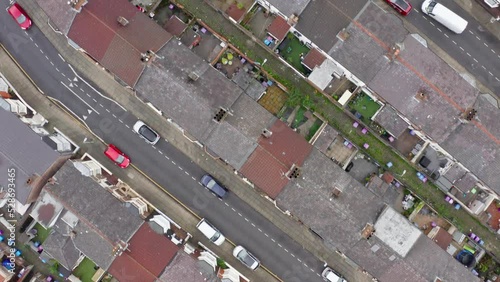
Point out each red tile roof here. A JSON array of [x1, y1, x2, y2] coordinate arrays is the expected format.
[[259, 120, 313, 168], [226, 3, 246, 22], [164, 16, 187, 37], [108, 253, 157, 282], [127, 223, 179, 275], [267, 16, 290, 42], [240, 146, 290, 199], [431, 227, 453, 251], [240, 120, 313, 198], [302, 48, 326, 70], [68, 0, 172, 86]]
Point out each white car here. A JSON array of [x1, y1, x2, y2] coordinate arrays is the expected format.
[[322, 267, 347, 282], [196, 219, 226, 246], [133, 120, 160, 145], [233, 246, 260, 270]]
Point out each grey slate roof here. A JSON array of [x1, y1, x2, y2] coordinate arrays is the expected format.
[[135, 39, 242, 142], [35, 0, 77, 35], [42, 224, 81, 270], [277, 149, 479, 282], [265, 0, 310, 18], [373, 106, 408, 138], [0, 108, 61, 204], [45, 161, 143, 245]]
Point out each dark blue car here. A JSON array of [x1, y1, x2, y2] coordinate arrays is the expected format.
[[201, 174, 228, 198]]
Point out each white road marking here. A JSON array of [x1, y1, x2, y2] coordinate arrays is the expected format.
[[99, 104, 104, 107], [86, 93, 91, 97], [238, 213, 242, 217], [60, 82, 100, 115], [495, 77, 500, 81], [452, 40, 457, 45], [264, 233, 269, 237], [437, 28, 442, 32], [158, 150, 163, 154], [125, 124, 130, 128], [179, 167, 183, 171], [165, 156, 169, 160], [92, 98, 97, 103], [469, 30, 473, 34], [444, 34, 449, 38], [39, 49, 44, 54], [489, 71, 493, 76], [284, 249, 288, 252], [278, 243, 282, 247], [34, 43, 38, 48], [29, 37, 33, 41], [414, 9, 419, 13], [466, 53, 471, 57], [473, 58, 478, 63], [106, 109, 110, 113], [118, 119, 123, 123], [271, 238, 275, 242], [58, 54, 66, 62], [244, 218, 249, 222], [484, 43, 488, 47], [55, 68, 60, 72], [459, 47, 464, 51], [303, 263, 308, 267], [422, 16, 427, 20], [79, 88, 84, 92], [112, 114, 117, 118], [291, 254, 295, 258], [67, 65, 127, 111], [316, 273, 321, 277], [224, 202, 229, 206], [482, 66, 487, 69], [297, 258, 302, 263], [185, 171, 189, 175], [61, 73, 66, 77], [492, 49, 496, 54], [310, 268, 315, 272], [476, 36, 481, 40], [50, 61, 54, 66], [429, 22, 435, 26], [258, 228, 262, 232], [231, 208, 236, 211], [172, 161, 176, 165], [251, 223, 255, 227], [45, 55, 49, 60]]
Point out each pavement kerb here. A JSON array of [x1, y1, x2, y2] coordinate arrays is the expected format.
[[0, 46, 279, 282], [17, 1, 373, 281]]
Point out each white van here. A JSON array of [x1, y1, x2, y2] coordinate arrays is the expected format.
[[322, 267, 347, 282], [196, 219, 226, 246], [421, 0, 468, 34]]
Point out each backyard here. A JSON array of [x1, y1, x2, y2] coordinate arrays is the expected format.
[[348, 92, 381, 122], [172, 0, 500, 259], [72, 257, 97, 282], [32, 222, 50, 244], [277, 34, 310, 75]]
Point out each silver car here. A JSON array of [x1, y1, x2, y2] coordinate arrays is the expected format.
[[133, 120, 160, 145], [233, 245, 260, 270]]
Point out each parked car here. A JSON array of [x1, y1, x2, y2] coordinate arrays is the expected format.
[[104, 144, 130, 168], [7, 3, 32, 30], [196, 218, 226, 245], [200, 174, 228, 198], [385, 0, 412, 16], [322, 267, 347, 282], [421, 0, 468, 34], [133, 120, 160, 145], [232, 246, 260, 270]]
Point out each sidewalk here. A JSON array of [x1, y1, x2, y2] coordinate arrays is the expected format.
[[0, 48, 276, 282], [12, 2, 373, 281], [454, 0, 500, 41]]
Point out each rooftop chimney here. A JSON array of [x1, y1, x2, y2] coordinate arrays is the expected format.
[[117, 16, 129, 27], [213, 108, 228, 123], [262, 129, 273, 138], [286, 164, 301, 179]]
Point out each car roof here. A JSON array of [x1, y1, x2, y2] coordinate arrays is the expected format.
[[105, 145, 120, 158], [8, 4, 22, 16]]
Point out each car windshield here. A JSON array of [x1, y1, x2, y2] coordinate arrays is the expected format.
[[207, 179, 216, 189], [237, 249, 254, 266], [115, 155, 125, 164], [16, 14, 27, 24], [139, 126, 157, 142]]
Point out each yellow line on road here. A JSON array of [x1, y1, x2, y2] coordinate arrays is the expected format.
[[1, 44, 44, 94]]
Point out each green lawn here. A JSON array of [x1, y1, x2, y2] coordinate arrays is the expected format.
[[33, 222, 50, 243], [292, 106, 307, 128], [170, 0, 500, 259], [306, 119, 323, 141], [349, 93, 381, 121], [279, 35, 310, 75], [73, 257, 97, 282]]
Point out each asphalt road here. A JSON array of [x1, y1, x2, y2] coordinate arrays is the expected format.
[[0, 2, 325, 281], [407, 0, 500, 95]]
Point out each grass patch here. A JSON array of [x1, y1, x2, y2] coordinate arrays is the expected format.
[[33, 223, 50, 243], [349, 93, 381, 120], [278, 34, 310, 75], [292, 106, 306, 128], [73, 257, 97, 282], [306, 119, 323, 141]]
